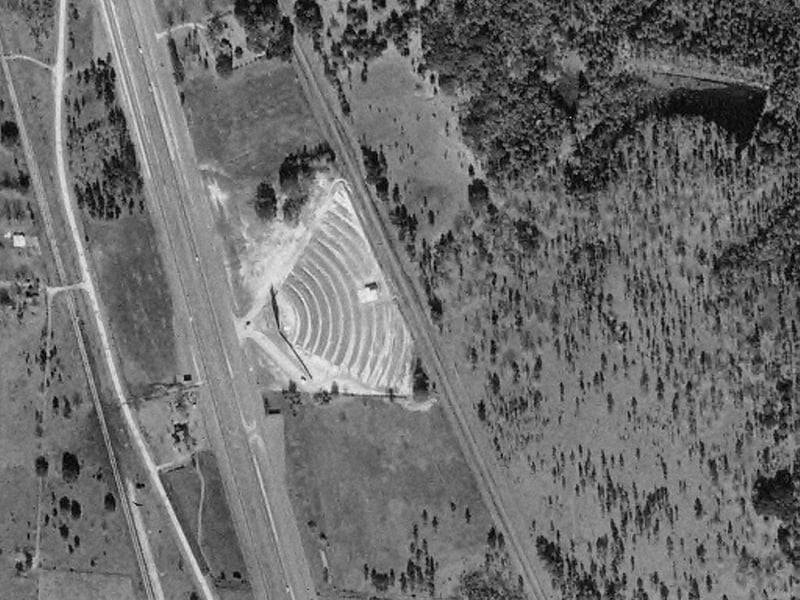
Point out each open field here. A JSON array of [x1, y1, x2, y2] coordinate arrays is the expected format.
[[0, 1, 56, 63], [350, 48, 478, 254], [161, 462, 206, 571], [183, 59, 323, 180], [196, 450, 250, 586], [0, 290, 141, 593], [83, 216, 177, 390], [162, 450, 251, 590], [65, 0, 96, 73], [37, 291, 163, 583], [285, 398, 492, 597], [0, 247, 46, 600], [38, 569, 136, 600]]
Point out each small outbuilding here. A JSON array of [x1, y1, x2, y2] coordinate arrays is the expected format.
[[357, 281, 380, 304]]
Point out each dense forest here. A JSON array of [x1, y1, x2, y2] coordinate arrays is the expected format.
[[420, 0, 800, 186], [253, 143, 337, 226], [234, 0, 294, 59]]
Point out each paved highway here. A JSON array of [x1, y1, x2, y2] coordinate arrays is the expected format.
[[283, 22, 551, 600], [96, 1, 316, 599]]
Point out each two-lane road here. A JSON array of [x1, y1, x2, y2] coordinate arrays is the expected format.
[[96, 1, 316, 599]]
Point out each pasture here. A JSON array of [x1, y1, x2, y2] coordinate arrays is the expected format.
[[285, 397, 492, 598]]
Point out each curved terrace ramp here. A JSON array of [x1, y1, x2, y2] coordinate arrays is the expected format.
[[239, 178, 413, 396]]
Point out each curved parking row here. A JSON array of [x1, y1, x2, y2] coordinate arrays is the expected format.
[[282, 280, 310, 345], [293, 266, 330, 353], [297, 258, 339, 358], [304, 243, 354, 364], [354, 302, 378, 381], [378, 312, 412, 389], [324, 208, 370, 262], [317, 226, 365, 284], [284, 272, 322, 350]]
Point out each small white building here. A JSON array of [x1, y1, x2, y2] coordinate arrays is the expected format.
[[357, 281, 379, 304], [11, 232, 26, 248]]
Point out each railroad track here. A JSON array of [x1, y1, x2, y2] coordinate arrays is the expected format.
[[0, 19, 158, 600], [286, 30, 550, 600]]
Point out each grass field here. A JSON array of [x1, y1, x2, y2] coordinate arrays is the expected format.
[[163, 450, 251, 591], [0, 284, 45, 600], [0, 289, 142, 595], [66, 0, 98, 73], [38, 569, 136, 600], [162, 463, 205, 570], [350, 47, 478, 248], [33, 298, 138, 577], [84, 215, 177, 390], [285, 398, 492, 598], [197, 450, 250, 587], [0, 1, 56, 63], [184, 59, 323, 181]]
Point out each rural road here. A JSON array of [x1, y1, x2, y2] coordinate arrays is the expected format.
[[96, 1, 316, 599], [0, 1, 175, 598], [52, 0, 204, 596], [284, 22, 550, 600]]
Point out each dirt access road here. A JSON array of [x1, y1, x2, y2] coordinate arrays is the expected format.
[[96, 1, 316, 599], [283, 23, 551, 600]]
